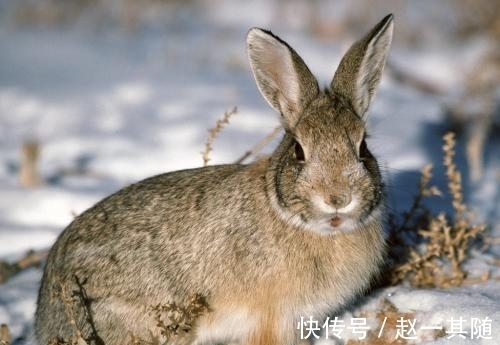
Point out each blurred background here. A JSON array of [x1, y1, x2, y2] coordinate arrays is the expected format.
[[0, 1, 499, 342], [0, 0, 498, 178]]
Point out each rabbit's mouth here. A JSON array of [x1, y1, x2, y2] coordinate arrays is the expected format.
[[303, 194, 364, 234], [327, 214, 357, 232], [303, 213, 360, 235], [330, 216, 344, 227], [319, 200, 384, 234], [268, 190, 378, 235]]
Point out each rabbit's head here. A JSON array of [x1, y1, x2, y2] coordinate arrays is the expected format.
[[247, 15, 393, 235]]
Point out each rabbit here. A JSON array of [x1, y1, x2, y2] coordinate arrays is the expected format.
[[35, 14, 394, 345]]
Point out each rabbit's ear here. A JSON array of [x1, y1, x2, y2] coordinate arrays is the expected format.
[[330, 14, 393, 120], [247, 28, 319, 128]]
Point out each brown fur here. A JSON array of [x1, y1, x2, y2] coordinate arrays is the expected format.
[[36, 15, 394, 345]]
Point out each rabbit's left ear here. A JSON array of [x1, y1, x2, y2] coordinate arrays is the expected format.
[[331, 14, 393, 120], [247, 28, 319, 128]]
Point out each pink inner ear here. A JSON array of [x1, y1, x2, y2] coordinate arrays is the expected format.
[[250, 32, 301, 114], [266, 54, 301, 114]]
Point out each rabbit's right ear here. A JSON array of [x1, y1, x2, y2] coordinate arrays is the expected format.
[[247, 28, 319, 128], [330, 14, 393, 119]]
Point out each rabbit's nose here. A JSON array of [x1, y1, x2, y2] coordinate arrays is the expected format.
[[329, 193, 351, 209]]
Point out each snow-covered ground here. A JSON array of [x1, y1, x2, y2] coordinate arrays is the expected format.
[[0, 1, 499, 344]]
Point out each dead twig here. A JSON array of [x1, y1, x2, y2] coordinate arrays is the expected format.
[[151, 293, 209, 341], [201, 107, 238, 167], [73, 276, 105, 345], [19, 140, 41, 187], [0, 324, 10, 345], [234, 125, 282, 164], [389, 132, 487, 288], [0, 249, 48, 284]]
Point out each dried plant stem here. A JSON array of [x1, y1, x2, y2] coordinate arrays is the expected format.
[[73, 276, 105, 345], [234, 125, 282, 164], [0, 249, 48, 283], [59, 281, 83, 343], [201, 107, 237, 167], [19, 140, 41, 187], [396, 164, 440, 232], [443, 133, 466, 221], [0, 324, 10, 345], [51, 277, 106, 345], [390, 132, 487, 288], [151, 294, 209, 341]]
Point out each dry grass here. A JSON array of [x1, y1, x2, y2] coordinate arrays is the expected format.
[[388, 132, 488, 288], [0, 249, 48, 283], [19, 140, 41, 187], [150, 294, 209, 342], [47, 278, 90, 345], [48, 279, 209, 345], [201, 106, 237, 167], [0, 324, 10, 345]]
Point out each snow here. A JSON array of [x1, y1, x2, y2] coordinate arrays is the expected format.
[[385, 283, 500, 344], [0, 1, 499, 344]]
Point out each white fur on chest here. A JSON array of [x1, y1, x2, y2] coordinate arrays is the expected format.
[[194, 307, 257, 345]]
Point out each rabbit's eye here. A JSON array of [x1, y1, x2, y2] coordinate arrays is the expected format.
[[294, 141, 305, 162]]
